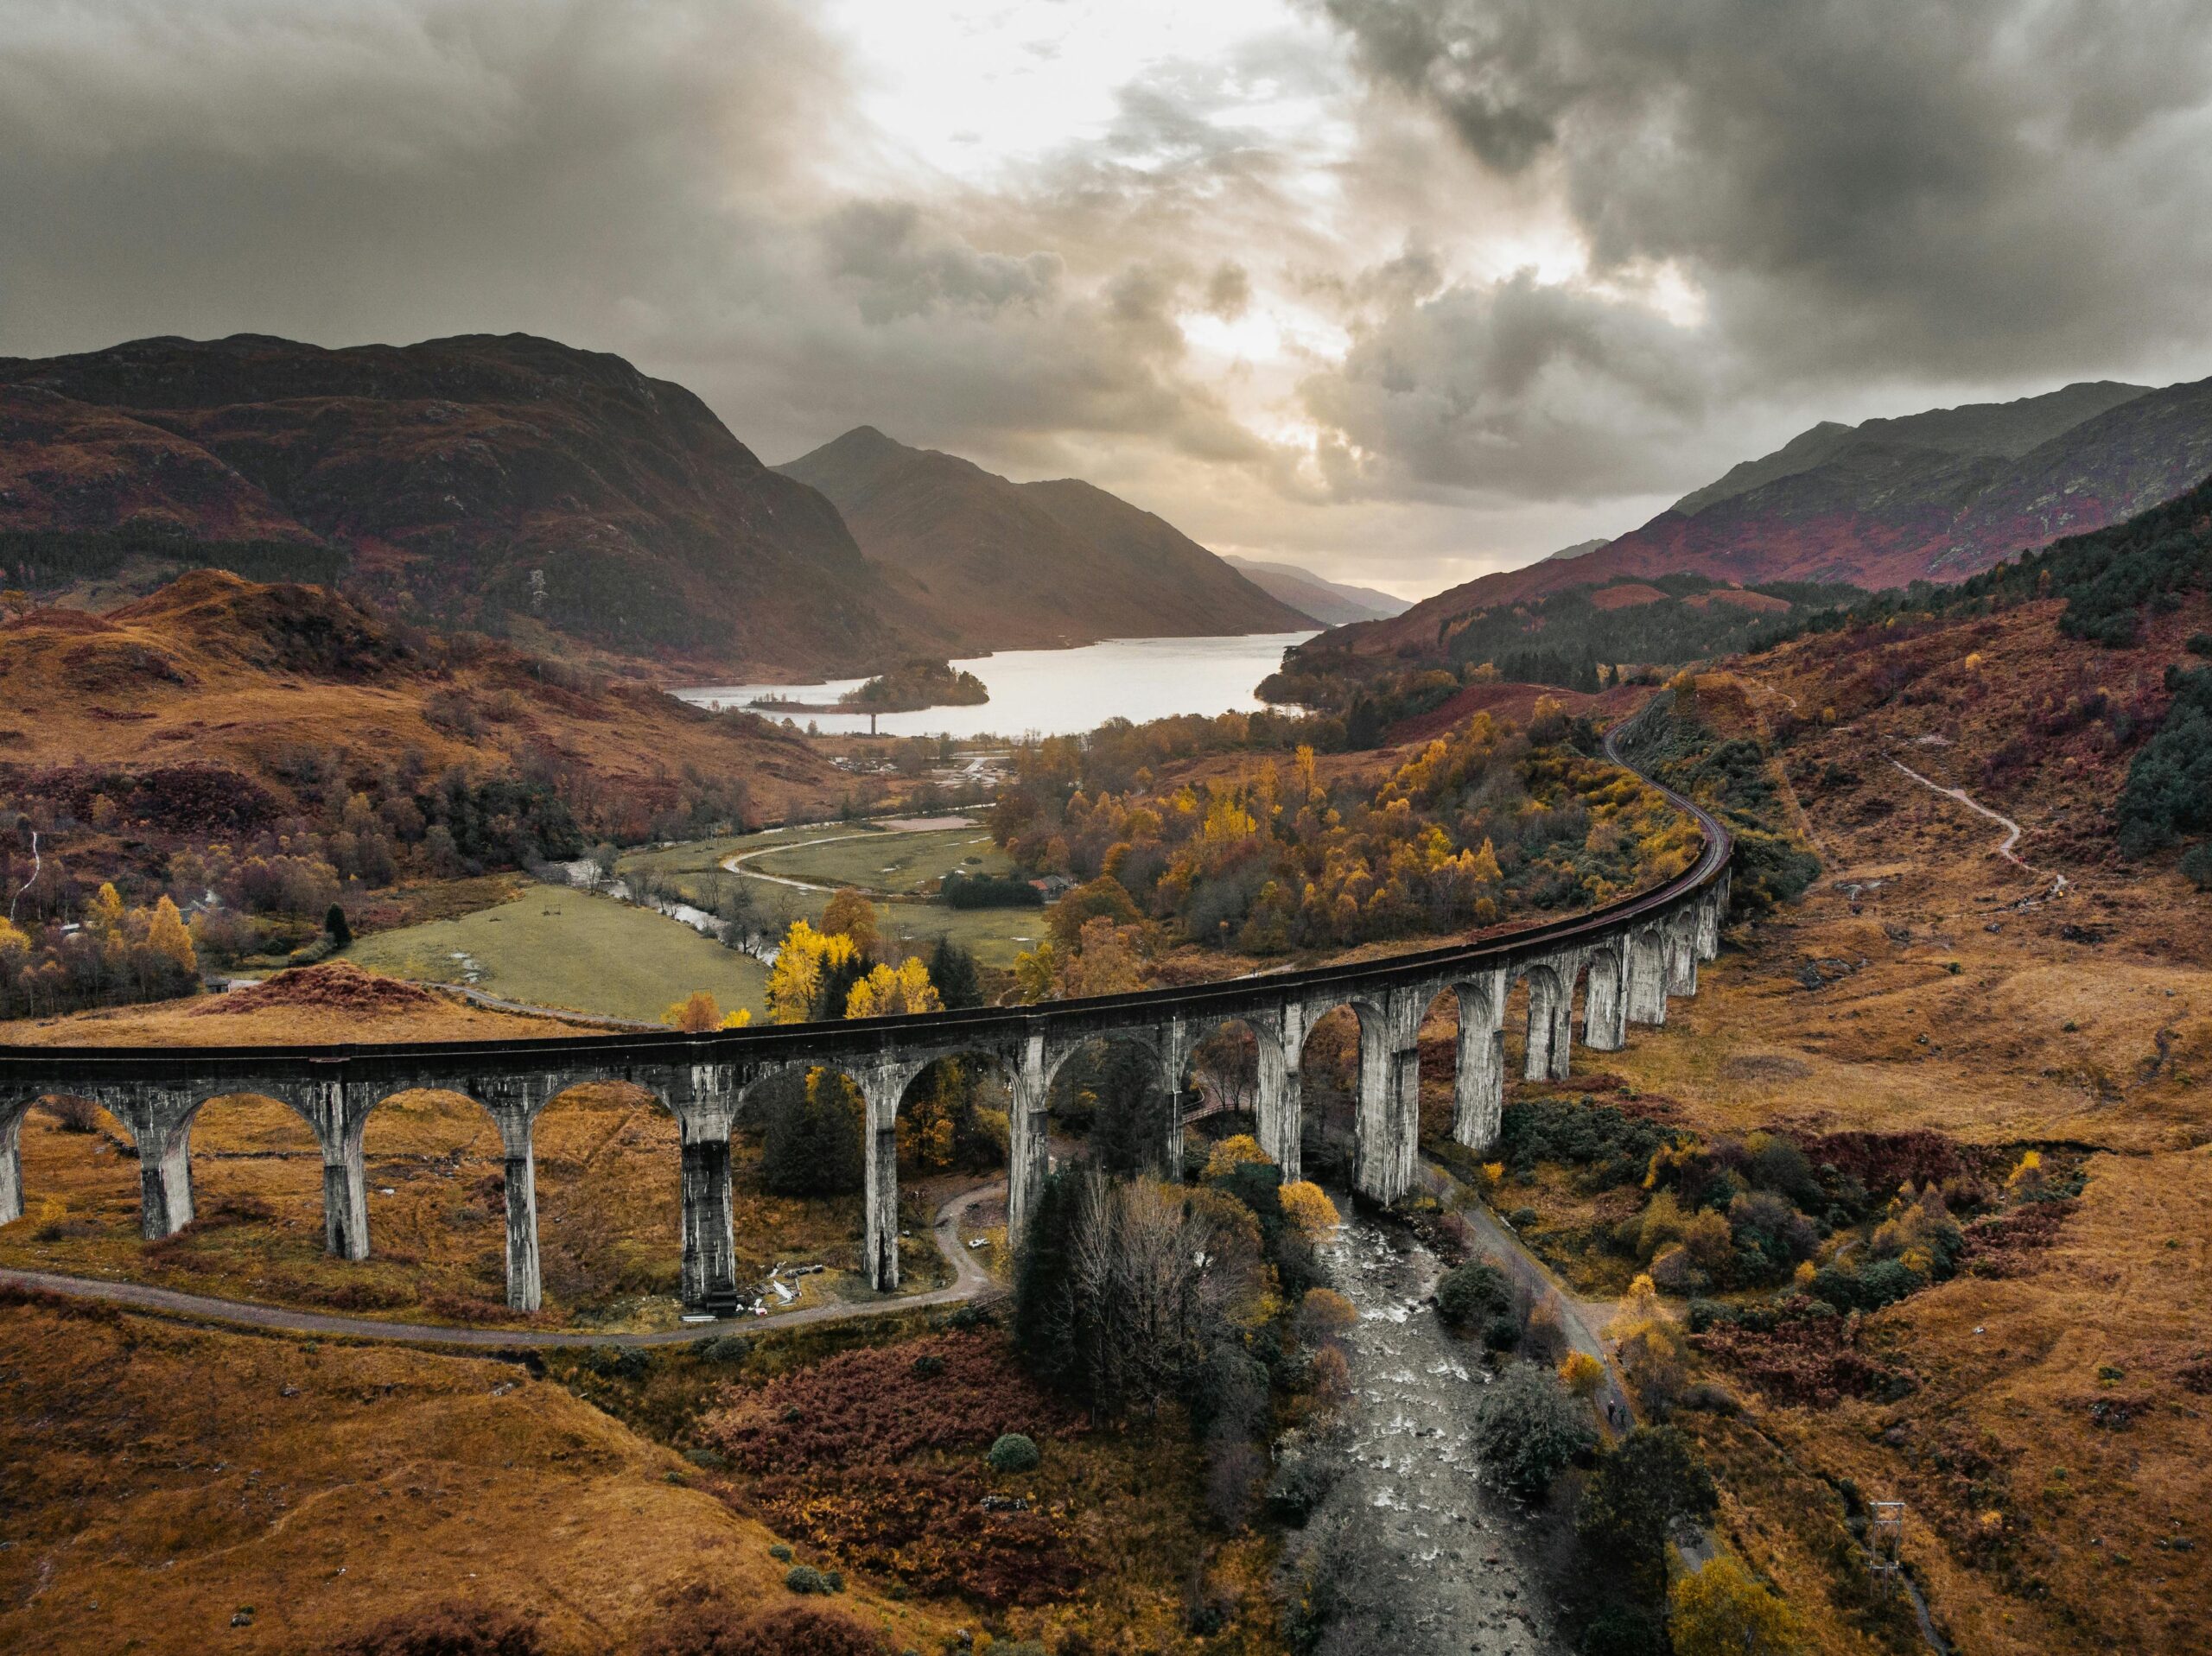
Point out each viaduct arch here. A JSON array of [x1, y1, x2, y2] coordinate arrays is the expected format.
[[0, 726, 1730, 1317]]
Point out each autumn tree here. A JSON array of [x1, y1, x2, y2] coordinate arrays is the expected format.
[[766, 920, 860, 1023], [146, 896, 197, 979], [1669, 1557, 1805, 1656], [664, 991, 750, 1031], [819, 887, 880, 956], [1278, 1180, 1339, 1240], [843, 956, 942, 1018]]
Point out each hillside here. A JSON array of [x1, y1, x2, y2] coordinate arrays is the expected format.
[[1220, 555, 1408, 625], [1314, 374, 2212, 662], [778, 426, 1309, 650], [0, 333, 898, 676], [0, 569, 840, 899]]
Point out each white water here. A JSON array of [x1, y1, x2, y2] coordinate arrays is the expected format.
[[674, 631, 1317, 739]]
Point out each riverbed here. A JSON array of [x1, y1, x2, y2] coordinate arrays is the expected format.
[[674, 630, 1316, 738], [1291, 1214, 1563, 1655]]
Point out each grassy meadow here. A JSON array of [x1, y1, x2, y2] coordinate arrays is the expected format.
[[344, 887, 770, 1025]]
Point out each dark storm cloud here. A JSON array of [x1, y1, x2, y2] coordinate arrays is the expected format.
[[1305, 271, 1715, 500], [1301, 0, 2212, 495], [0, 0, 1271, 479]]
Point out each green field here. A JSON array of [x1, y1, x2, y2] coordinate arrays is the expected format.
[[345, 889, 769, 1025], [619, 824, 1045, 969]]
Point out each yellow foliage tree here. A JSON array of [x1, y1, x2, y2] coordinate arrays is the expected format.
[[89, 882, 125, 934], [844, 955, 942, 1018], [1202, 1134, 1272, 1180], [1012, 938, 1059, 1004], [664, 989, 735, 1032], [766, 920, 859, 1024], [1296, 1286, 1357, 1343], [146, 896, 197, 976], [819, 887, 880, 955], [1669, 1556, 1806, 1655], [1279, 1180, 1340, 1240], [1559, 1350, 1605, 1399]]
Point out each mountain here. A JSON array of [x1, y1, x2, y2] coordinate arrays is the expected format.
[[0, 333, 896, 676], [1219, 555, 1409, 625], [777, 427, 1310, 650], [1541, 539, 1609, 562], [1309, 374, 2212, 660]]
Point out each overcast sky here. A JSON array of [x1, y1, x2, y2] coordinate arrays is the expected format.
[[5, 0, 2211, 598]]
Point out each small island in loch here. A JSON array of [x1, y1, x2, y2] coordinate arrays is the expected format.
[[750, 657, 990, 716]]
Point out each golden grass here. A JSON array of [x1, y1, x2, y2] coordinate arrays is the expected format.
[[0, 1297, 950, 1654], [1541, 658, 2212, 1655]]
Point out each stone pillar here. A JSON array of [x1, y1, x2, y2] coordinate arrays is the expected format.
[[1522, 968, 1560, 1082], [298, 1080, 371, 1262], [1007, 1032, 1051, 1251], [1664, 913, 1699, 996], [672, 1063, 741, 1315], [679, 1133, 738, 1314], [1452, 974, 1506, 1152], [1584, 949, 1629, 1052], [1626, 925, 1669, 1027], [496, 1111, 542, 1312], [137, 1115, 196, 1239], [323, 1119, 371, 1262], [0, 1097, 28, 1228], [1547, 956, 1578, 1081], [858, 1063, 907, 1292], [1694, 888, 1723, 963], [1352, 993, 1421, 1207], [1255, 1010, 1302, 1179], [1159, 1015, 1192, 1179]]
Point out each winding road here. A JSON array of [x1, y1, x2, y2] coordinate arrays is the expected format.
[[0, 1184, 1001, 1350]]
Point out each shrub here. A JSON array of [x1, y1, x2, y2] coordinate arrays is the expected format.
[[585, 1344, 650, 1382], [1471, 1361, 1597, 1500], [40, 1095, 102, 1133], [1437, 1259, 1512, 1329], [785, 1566, 830, 1595], [1497, 1096, 1674, 1188], [987, 1432, 1040, 1473], [1560, 1351, 1605, 1398], [640, 1602, 887, 1656], [329, 1605, 542, 1656], [2179, 841, 2212, 890], [1482, 1312, 1523, 1353]]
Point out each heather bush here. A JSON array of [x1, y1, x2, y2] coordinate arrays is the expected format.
[[639, 1601, 887, 1656], [699, 1333, 1072, 1474], [329, 1605, 543, 1656]]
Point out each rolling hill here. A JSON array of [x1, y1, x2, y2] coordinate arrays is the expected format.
[[0, 568, 841, 861], [1313, 374, 2212, 662], [0, 333, 897, 677], [777, 426, 1310, 650]]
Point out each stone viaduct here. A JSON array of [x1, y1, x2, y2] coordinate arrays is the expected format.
[[0, 734, 1730, 1319]]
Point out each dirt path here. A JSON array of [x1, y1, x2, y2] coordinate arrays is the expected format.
[[1886, 754, 2042, 872], [719, 814, 976, 898], [0, 1185, 1001, 1350]]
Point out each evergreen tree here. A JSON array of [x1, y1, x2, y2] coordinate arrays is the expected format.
[[324, 903, 353, 949], [928, 936, 984, 1009], [758, 1067, 864, 1196]]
